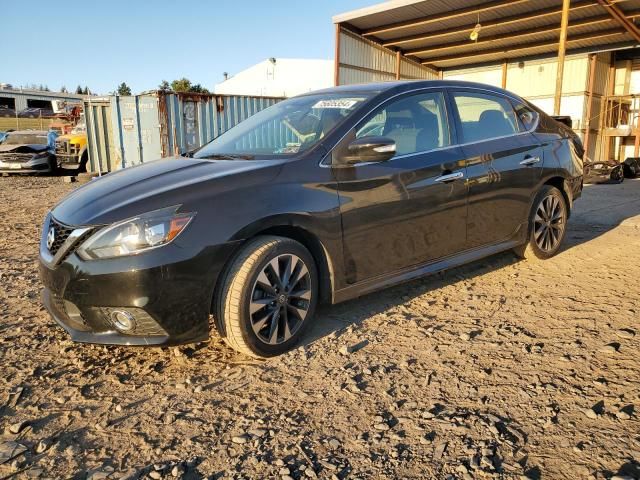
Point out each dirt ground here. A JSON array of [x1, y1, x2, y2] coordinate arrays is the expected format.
[[0, 176, 639, 480]]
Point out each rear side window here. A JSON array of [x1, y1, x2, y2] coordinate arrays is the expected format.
[[356, 91, 450, 156], [452, 92, 519, 143], [512, 102, 539, 131]]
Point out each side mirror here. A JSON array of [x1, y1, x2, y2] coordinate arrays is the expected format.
[[342, 136, 396, 164]]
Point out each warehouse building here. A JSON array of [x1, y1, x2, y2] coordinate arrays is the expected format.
[[214, 58, 334, 97], [0, 86, 84, 113], [333, 0, 640, 164]]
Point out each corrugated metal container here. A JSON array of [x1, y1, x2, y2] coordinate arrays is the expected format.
[[84, 92, 284, 173]]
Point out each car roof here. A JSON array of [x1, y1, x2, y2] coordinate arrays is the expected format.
[[302, 80, 526, 103]]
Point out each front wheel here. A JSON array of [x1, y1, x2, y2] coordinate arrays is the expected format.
[[514, 185, 568, 260], [214, 236, 318, 357]]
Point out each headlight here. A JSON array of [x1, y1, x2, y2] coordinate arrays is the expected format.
[[77, 206, 195, 260]]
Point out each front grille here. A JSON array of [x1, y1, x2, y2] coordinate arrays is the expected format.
[[48, 217, 74, 256], [55, 140, 69, 155], [0, 153, 33, 163]]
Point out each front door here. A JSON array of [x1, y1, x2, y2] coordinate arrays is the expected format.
[[332, 90, 468, 284], [449, 89, 544, 248]]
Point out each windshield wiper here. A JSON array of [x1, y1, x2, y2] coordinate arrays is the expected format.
[[197, 153, 255, 160]]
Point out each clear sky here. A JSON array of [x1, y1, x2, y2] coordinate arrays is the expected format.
[[1, 0, 373, 95]]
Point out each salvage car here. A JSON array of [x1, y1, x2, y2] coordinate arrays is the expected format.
[[18, 107, 55, 118], [39, 81, 584, 357], [0, 130, 58, 173]]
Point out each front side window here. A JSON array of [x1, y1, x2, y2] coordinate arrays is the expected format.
[[194, 93, 373, 159], [452, 92, 519, 143], [356, 91, 450, 156]]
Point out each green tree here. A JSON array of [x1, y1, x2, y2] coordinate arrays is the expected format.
[[60, 86, 68, 93], [190, 83, 210, 94], [170, 78, 192, 93], [117, 82, 132, 96], [158, 80, 172, 92], [75, 85, 83, 94]]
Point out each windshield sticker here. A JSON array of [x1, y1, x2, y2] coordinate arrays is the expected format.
[[312, 99, 362, 109]]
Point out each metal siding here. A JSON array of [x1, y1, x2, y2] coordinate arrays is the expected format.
[[444, 65, 503, 87], [339, 29, 436, 85], [592, 52, 611, 96], [399, 57, 438, 80], [506, 55, 589, 97], [84, 93, 284, 171]]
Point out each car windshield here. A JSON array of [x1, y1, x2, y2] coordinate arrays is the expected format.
[[3, 133, 49, 145], [193, 92, 373, 159]]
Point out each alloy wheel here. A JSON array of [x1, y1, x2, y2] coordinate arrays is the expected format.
[[249, 254, 312, 345], [533, 194, 566, 253]]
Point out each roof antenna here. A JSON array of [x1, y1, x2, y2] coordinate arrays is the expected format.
[[470, 13, 482, 42]]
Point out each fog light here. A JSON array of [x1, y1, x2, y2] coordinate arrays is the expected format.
[[110, 310, 136, 333]]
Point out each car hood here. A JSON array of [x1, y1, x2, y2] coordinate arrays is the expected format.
[[0, 144, 49, 153], [51, 156, 282, 226]]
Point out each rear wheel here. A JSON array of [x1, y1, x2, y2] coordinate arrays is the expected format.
[[215, 236, 318, 357], [514, 185, 568, 260]]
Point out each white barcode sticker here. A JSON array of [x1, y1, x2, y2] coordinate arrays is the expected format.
[[312, 99, 361, 109]]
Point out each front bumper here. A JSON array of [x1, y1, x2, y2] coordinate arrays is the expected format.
[[38, 214, 241, 346], [0, 156, 52, 173]]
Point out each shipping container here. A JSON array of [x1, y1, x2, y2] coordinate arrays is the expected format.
[[84, 91, 285, 173]]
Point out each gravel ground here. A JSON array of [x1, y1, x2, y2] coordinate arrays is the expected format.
[[0, 176, 639, 480]]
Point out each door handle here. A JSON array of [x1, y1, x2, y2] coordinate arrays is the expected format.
[[520, 155, 541, 166], [435, 171, 464, 183]]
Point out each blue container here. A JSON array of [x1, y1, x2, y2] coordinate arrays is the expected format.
[[84, 92, 285, 173]]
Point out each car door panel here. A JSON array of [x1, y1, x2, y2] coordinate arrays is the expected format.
[[448, 89, 545, 249], [335, 148, 467, 284], [331, 89, 468, 285], [464, 133, 544, 248]]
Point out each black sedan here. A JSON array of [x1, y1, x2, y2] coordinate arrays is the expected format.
[[39, 81, 583, 357]]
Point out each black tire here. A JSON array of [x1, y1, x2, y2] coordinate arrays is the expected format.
[[214, 235, 318, 357], [47, 156, 57, 176], [610, 165, 624, 184], [78, 151, 88, 174], [514, 185, 568, 260]]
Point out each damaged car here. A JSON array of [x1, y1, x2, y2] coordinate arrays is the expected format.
[[0, 130, 58, 174]]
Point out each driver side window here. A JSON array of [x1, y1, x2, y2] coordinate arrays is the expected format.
[[356, 91, 450, 156]]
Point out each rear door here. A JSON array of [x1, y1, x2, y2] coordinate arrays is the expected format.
[[333, 89, 468, 284], [449, 89, 544, 249]]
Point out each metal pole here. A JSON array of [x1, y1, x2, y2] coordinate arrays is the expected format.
[[334, 24, 341, 86], [501, 59, 508, 88], [583, 54, 597, 159], [554, 0, 570, 115]]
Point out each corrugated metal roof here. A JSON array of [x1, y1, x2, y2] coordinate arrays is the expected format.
[[335, 0, 640, 69]]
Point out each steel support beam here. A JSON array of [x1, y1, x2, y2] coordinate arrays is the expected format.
[[420, 28, 625, 64], [362, 0, 529, 37], [334, 24, 341, 86], [554, 0, 571, 115], [597, 0, 640, 42], [405, 14, 621, 57], [583, 54, 598, 159], [383, 0, 599, 48]]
